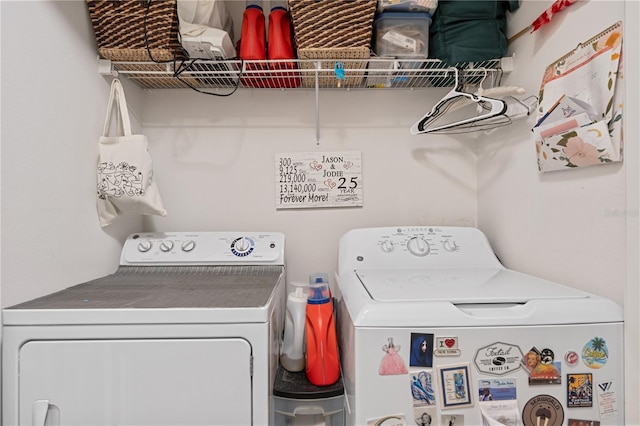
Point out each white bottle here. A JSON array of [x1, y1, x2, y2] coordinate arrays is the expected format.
[[280, 285, 307, 372]]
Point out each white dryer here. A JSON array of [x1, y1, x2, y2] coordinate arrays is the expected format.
[[2, 231, 286, 426]]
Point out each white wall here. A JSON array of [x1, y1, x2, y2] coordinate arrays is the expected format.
[[477, 1, 627, 306], [0, 1, 143, 307], [142, 88, 477, 287]]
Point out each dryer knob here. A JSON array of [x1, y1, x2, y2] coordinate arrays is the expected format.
[[160, 240, 174, 252], [234, 237, 251, 253], [182, 240, 196, 252], [380, 240, 394, 252], [407, 237, 430, 257], [137, 240, 153, 252]]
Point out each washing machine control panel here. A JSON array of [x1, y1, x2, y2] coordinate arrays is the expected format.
[[340, 226, 502, 269], [120, 232, 285, 266]]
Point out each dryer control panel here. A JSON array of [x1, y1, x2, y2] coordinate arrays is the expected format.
[[120, 232, 285, 266]]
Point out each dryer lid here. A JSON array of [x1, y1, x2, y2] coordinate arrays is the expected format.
[[355, 267, 589, 304]]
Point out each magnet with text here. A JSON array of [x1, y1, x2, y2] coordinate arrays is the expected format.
[[437, 363, 473, 409], [596, 381, 619, 418], [522, 394, 564, 426], [434, 337, 461, 357], [567, 373, 593, 407], [379, 337, 408, 376], [564, 350, 579, 367], [474, 342, 523, 375], [581, 337, 609, 369], [523, 347, 561, 385]]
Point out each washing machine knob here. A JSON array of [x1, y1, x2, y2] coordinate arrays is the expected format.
[[159, 240, 174, 252], [407, 237, 430, 256], [137, 240, 153, 252], [181, 240, 196, 252], [380, 240, 394, 252], [442, 239, 459, 252]]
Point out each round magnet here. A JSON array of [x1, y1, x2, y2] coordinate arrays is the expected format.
[[564, 351, 578, 366], [582, 337, 609, 369], [540, 348, 555, 365], [522, 394, 564, 426]]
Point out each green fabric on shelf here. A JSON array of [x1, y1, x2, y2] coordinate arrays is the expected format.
[[429, 0, 520, 65]]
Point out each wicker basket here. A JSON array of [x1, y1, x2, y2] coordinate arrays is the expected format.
[[86, 0, 185, 62], [298, 47, 370, 87], [288, 0, 376, 49]]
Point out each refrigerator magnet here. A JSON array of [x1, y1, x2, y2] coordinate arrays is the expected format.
[[437, 363, 473, 409], [379, 337, 408, 376], [522, 394, 564, 426], [410, 370, 436, 407], [413, 406, 436, 425], [434, 337, 461, 357], [474, 342, 524, 375], [440, 414, 464, 426], [410, 333, 435, 367], [564, 351, 579, 367], [568, 419, 601, 426], [567, 373, 593, 408], [581, 337, 609, 369]]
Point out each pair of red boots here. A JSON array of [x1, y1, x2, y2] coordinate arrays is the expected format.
[[238, 5, 300, 88]]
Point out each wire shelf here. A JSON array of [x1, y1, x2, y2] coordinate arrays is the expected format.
[[108, 58, 505, 91]]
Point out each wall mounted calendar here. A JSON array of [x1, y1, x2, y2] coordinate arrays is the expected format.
[[275, 151, 362, 209], [533, 21, 623, 172]]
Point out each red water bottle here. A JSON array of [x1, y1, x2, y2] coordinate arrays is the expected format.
[[268, 6, 300, 88], [305, 281, 340, 386], [239, 2, 267, 87]]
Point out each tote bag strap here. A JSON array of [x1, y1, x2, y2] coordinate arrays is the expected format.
[[102, 78, 133, 137]]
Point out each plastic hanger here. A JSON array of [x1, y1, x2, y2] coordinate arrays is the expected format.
[[410, 68, 510, 135]]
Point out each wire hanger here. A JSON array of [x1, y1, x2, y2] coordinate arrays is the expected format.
[[410, 68, 511, 135]]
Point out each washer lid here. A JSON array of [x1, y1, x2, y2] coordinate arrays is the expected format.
[[356, 267, 589, 304]]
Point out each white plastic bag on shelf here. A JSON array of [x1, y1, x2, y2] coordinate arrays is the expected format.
[[177, 0, 236, 59], [177, 0, 234, 39]]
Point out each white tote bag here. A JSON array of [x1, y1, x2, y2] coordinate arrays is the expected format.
[[96, 79, 167, 227]]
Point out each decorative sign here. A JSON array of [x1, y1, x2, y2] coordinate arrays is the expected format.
[[275, 151, 362, 209], [474, 342, 523, 376]]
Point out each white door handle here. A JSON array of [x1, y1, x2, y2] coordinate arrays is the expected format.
[[32, 400, 49, 426]]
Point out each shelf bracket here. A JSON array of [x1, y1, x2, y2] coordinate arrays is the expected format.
[[97, 57, 118, 77]]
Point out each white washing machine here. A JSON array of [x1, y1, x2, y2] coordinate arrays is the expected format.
[[2, 231, 286, 426], [334, 226, 624, 426]]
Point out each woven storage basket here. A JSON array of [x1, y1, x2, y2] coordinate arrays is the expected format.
[[87, 0, 185, 62], [289, 0, 375, 87], [288, 0, 376, 49], [298, 47, 370, 87]]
